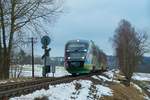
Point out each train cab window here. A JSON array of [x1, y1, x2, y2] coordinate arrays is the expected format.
[[66, 43, 89, 52]]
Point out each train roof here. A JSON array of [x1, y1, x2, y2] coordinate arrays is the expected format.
[[66, 39, 90, 44]]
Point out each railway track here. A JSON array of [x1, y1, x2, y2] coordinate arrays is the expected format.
[[0, 78, 51, 92], [0, 72, 102, 99]]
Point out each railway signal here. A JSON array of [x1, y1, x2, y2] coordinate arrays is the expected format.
[[41, 35, 51, 47], [41, 35, 51, 77], [41, 48, 51, 59]]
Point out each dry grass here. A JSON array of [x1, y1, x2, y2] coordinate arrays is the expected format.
[[74, 82, 82, 91], [101, 83, 145, 100]]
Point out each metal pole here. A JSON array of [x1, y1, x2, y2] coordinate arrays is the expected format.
[[44, 48, 46, 77], [31, 37, 34, 78]]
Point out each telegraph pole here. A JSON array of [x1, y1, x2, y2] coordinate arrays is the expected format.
[[26, 37, 37, 78], [31, 37, 34, 78]]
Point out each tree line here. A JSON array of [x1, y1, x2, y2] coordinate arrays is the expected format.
[[11, 49, 43, 65]]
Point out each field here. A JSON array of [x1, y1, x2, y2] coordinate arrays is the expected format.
[[9, 65, 70, 78]]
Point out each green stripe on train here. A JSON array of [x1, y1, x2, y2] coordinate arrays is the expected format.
[[66, 64, 93, 74]]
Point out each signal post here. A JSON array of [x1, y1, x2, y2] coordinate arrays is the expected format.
[[41, 36, 51, 77]]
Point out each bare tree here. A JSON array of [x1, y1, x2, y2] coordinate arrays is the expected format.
[[112, 19, 148, 85], [0, 0, 63, 79]]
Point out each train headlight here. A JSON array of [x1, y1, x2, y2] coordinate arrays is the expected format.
[[68, 57, 71, 59], [84, 49, 87, 52], [66, 50, 70, 52], [82, 57, 85, 59]]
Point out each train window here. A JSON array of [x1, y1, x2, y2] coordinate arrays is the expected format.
[[68, 43, 86, 48], [69, 52, 85, 57], [66, 43, 89, 51]]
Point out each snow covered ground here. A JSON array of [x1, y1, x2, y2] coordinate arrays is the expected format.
[[1, 67, 149, 100], [9, 69, 150, 100], [11, 65, 70, 77], [0, 65, 70, 84], [132, 73, 150, 81], [10, 80, 113, 100], [132, 72, 150, 99], [11, 65, 150, 81], [9, 68, 115, 100]]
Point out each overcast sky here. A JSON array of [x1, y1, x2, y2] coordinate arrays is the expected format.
[[34, 0, 150, 57]]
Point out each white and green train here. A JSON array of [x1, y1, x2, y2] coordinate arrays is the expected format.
[[64, 39, 107, 75]]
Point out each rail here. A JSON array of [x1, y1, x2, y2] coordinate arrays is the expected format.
[[0, 72, 102, 99]]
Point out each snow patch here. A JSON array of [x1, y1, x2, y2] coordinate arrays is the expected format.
[[92, 75, 120, 83], [15, 65, 70, 77], [72, 80, 92, 100], [131, 82, 142, 93], [47, 66, 71, 77], [92, 75, 112, 82], [10, 80, 113, 100], [0, 81, 7, 84], [144, 96, 150, 100], [103, 70, 114, 79], [96, 85, 113, 96], [132, 73, 150, 81], [98, 75, 112, 81], [92, 75, 102, 81]]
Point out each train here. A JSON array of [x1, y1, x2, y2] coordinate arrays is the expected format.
[[64, 39, 107, 75]]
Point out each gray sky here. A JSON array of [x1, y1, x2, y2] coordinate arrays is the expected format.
[[34, 0, 150, 57]]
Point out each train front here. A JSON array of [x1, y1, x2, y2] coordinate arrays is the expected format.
[[64, 40, 90, 75]]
